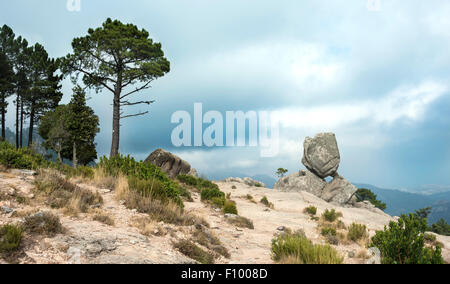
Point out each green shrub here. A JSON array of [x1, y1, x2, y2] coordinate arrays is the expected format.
[[260, 196, 274, 209], [424, 233, 437, 243], [271, 232, 343, 264], [211, 197, 226, 208], [177, 174, 198, 187], [370, 214, 444, 264], [223, 200, 238, 215], [321, 227, 337, 237], [201, 187, 225, 202], [98, 155, 184, 208], [322, 209, 340, 222], [347, 223, 368, 242], [304, 206, 317, 215], [255, 183, 262, 187], [355, 188, 387, 211], [431, 219, 450, 236], [0, 141, 49, 170], [0, 224, 23, 253]]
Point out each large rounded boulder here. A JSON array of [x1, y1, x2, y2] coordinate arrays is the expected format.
[[302, 133, 340, 179], [144, 149, 198, 179]]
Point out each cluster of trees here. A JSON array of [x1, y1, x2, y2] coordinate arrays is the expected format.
[[355, 188, 387, 211], [1, 18, 170, 166], [0, 25, 62, 148], [414, 207, 450, 236]]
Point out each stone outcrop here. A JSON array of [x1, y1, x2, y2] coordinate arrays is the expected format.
[[222, 177, 266, 188], [274, 170, 326, 197], [321, 175, 358, 206], [302, 133, 340, 179], [144, 149, 198, 179], [274, 132, 368, 208]]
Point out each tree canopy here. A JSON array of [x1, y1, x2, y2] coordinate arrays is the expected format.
[[60, 18, 170, 157]]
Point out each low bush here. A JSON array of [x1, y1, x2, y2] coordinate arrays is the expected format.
[[226, 216, 254, 229], [260, 196, 274, 209], [93, 212, 115, 226], [271, 231, 343, 264], [304, 206, 317, 216], [223, 200, 238, 215], [24, 212, 63, 236], [98, 155, 183, 208], [192, 227, 230, 259], [321, 227, 337, 237], [370, 214, 444, 264], [173, 240, 215, 264], [0, 224, 23, 253], [0, 141, 49, 170], [347, 223, 368, 242], [322, 209, 341, 223]]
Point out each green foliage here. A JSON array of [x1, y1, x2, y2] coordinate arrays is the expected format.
[[276, 168, 288, 178], [98, 155, 183, 208], [211, 197, 225, 208], [431, 219, 450, 236], [271, 231, 343, 264], [355, 188, 387, 211], [260, 196, 274, 209], [322, 209, 340, 222], [304, 206, 317, 216], [226, 215, 254, 230], [60, 18, 170, 156], [0, 224, 23, 253], [201, 187, 225, 202], [370, 214, 444, 264], [38, 86, 99, 166], [414, 207, 432, 220], [223, 200, 238, 215], [321, 227, 337, 237], [347, 223, 368, 242], [0, 141, 49, 169], [177, 174, 198, 187]]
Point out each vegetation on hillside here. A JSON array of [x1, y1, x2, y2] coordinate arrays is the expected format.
[[355, 188, 387, 211], [370, 214, 444, 264]]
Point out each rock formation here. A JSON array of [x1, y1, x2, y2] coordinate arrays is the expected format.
[[275, 132, 358, 207], [302, 133, 340, 179], [222, 177, 266, 188], [274, 170, 326, 197], [144, 149, 198, 179]]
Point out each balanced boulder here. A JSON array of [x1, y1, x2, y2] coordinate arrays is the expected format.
[[274, 170, 326, 197], [302, 133, 340, 179], [321, 175, 357, 206], [144, 149, 198, 179]]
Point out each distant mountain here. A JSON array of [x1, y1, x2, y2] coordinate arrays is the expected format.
[[355, 183, 450, 224]]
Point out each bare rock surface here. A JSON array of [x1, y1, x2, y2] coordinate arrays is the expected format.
[[274, 170, 326, 196], [222, 177, 266, 188]]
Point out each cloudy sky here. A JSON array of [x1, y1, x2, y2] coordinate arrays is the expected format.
[[1, 0, 450, 189]]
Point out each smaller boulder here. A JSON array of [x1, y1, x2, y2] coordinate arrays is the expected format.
[[321, 175, 357, 206], [144, 149, 197, 179], [274, 170, 326, 197], [222, 177, 266, 188]]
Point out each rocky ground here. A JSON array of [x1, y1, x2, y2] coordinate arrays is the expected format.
[[1, 170, 449, 264]]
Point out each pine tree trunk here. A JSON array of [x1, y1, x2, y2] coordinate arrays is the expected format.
[[72, 142, 77, 168], [110, 73, 122, 157], [28, 103, 35, 147], [1, 96, 5, 140], [20, 99, 24, 148], [15, 95, 19, 148]]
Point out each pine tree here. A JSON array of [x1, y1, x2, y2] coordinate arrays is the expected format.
[[60, 18, 170, 157]]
